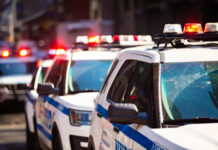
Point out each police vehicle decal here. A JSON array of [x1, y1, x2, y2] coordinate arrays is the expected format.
[[26, 93, 34, 104], [37, 96, 69, 140], [42, 96, 69, 116], [96, 104, 165, 150], [37, 124, 52, 140]]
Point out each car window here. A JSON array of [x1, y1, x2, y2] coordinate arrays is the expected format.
[[46, 59, 68, 91], [100, 59, 119, 94], [108, 60, 154, 126], [68, 60, 112, 93], [161, 62, 218, 121], [107, 60, 139, 103]]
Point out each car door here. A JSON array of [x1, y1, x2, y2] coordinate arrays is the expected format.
[[97, 54, 155, 150], [96, 59, 139, 150], [114, 61, 155, 150], [36, 59, 68, 146]]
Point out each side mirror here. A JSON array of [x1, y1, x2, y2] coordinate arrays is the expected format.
[[17, 83, 30, 90], [37, 83, 60, 95], [108, 103, 147, 124]]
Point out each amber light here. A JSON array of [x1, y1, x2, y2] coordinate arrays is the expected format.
[[2, 50, 10, 58], [184, 23, 203, 33], [88, 36, 101, 44]]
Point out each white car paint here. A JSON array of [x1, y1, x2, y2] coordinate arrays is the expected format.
[[90, 45, 218, 150]]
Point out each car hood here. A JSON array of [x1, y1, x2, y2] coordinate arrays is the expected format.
[[59, 92, 99, 111], [153, 123, 218, 150], [0, 74, 32, 84]]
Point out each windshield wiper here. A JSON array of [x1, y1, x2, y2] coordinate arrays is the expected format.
[[69, 89, 99, 94], [163, 117, 218, 125]]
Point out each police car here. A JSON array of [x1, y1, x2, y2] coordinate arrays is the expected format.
[[18, 59, 53, 150], [35, 50, 117, 150], [0, 47, 37, 102], [89, 23, 218, 150]]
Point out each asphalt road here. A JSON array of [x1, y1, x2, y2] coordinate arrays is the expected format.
[[0, 100, 26, 150]]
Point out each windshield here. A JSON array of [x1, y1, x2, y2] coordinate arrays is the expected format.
[[0, 62, 36, 75], [161, 62, 218, 121], [68, 60, 112, 93]]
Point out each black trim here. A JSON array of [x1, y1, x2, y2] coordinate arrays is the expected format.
[[70, 135, 88, 150]]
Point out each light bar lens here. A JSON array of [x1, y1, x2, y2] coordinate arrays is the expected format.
[[163, 24, 182, 33], [184, 23, 203, 33], [100, 35, 113, 43], [134, 35, 152, 42], [88, 36, 101, 44], [2, 50, 10, 58], [204, 23, 218, 32], [76, 36, 88, 44], [69, 109, 92, 126]]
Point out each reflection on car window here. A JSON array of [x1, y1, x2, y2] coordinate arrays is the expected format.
[[161, 62, 218, 121], [68, 60, 112, 92]]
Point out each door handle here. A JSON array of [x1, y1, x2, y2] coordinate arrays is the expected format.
[[97, 112, 102, 118], [113, 126, 119, 133]]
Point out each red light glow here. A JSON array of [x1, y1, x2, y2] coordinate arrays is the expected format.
[[2, 50, 10, 58], [184, 23, 203, 33], [19, 49, 29, 56]]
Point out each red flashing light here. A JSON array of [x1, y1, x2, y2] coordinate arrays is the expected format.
[[184, 23, 203, 33], [19, 49, 29, 56], [2, 50, 10, 58], [113, 35, 125, 42]]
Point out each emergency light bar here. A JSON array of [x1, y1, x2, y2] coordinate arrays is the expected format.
[[154, 22, 218, 49], [75, 35, 153, 46]]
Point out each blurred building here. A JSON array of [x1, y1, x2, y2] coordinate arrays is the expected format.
[[93, 0, 218, 35], [0, 0, 218, 47]]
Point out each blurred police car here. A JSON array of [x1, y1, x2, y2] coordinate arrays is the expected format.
[[19, 59, 53, 150], [0, 45, 37, 103], [89, 23, 218, 150], [35, 50, 116, 150]]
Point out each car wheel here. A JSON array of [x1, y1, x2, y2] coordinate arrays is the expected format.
[[52, 127, 63, 150], [25, 115, 37, 150]]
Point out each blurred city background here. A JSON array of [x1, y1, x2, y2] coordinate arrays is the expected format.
[[0, 0, 218, 150], [0, 0, 218, 50]]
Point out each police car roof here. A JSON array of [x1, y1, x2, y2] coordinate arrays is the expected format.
[[60, 50, 118, 61], [0, 56, 37, 64], [119, 45, 218, 63]]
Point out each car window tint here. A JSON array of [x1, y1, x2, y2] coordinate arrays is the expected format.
[[100, 59, 119, 94], [68, 60, 112, 92], [107, 60, 138, 103]]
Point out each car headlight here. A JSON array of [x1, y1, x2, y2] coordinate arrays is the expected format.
[[69, 109, 92, 126]]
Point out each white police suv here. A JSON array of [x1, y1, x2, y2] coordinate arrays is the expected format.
[[89, 23, 218, 150], [18, 59, 53, 150], [35, 50, 117, 150], [0, 47, 37, 103]]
